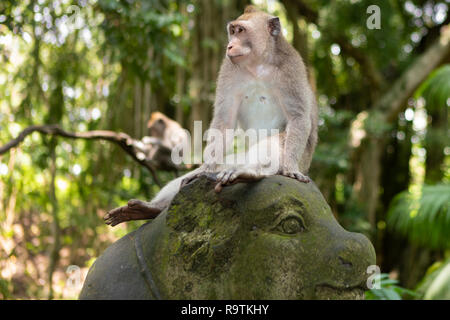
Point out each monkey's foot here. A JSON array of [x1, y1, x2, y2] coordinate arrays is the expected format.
[[215, 167, 265, 192], [180, 170, 217, 189], [104, 199, 162, 227], [279, 168, 311, 183], [180, 174, 201, 189]]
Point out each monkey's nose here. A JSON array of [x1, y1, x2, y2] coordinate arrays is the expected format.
[[227, 45, 233, 50]]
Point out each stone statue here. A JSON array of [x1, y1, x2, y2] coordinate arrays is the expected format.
[[79, 175, 376, 299]]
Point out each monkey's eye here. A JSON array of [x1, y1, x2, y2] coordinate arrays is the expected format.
[[229, 26, 235, 35], [274, 216, 306, 235], [237, 26, 244, 33]]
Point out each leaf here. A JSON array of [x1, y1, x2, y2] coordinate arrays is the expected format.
[[387, 184, 450, 249], [415, 64, 450, 111]]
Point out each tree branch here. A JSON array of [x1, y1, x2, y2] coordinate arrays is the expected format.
[[281, 0, 384, 91], [0, 125, 191, 187], [333, 36, 384, 90], [375, 27, 450, 122], [283, 0, 318, 23]]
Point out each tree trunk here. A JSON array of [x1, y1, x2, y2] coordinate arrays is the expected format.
[[189, 0, 250, 134], [47, 140, 60, 300], [353, 136, 383, 229], [283, 1, 316, 91], [175, 59, 186, 126], [379, 121, 413, 271], [134, 77, 142, 138], [424, 106, 447, 183], [353, 30, 450, 235]]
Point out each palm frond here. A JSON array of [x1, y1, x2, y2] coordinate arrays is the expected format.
[[387, 184, 450, 249], [416, 258, 450, 300], [415, 64, 450, 111]]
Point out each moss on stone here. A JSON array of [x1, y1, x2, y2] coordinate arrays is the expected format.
[[80, 175, 376, 300]]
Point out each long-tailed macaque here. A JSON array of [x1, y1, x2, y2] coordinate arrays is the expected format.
[[147, 111, 189, 150], [104, 6, 318, 227]]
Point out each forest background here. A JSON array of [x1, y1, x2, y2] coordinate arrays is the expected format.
[[0, 0, 449, 299]]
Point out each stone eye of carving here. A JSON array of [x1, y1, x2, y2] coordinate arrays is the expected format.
[[278, 216, 305, 234]]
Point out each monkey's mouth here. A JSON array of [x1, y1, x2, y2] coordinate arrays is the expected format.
[[314, 284, 366, 300], [227, 54, 245, 59]]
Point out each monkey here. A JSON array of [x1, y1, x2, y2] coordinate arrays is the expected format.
[[146, 112, 189, 150], [140, 112, 190, 171], [105, 132, 284, 226], [104, 6, 318, 227]]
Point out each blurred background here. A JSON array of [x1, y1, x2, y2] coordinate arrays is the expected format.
[[0, 0, 449, 299]]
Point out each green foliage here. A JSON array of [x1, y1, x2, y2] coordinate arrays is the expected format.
[[0, 278, 12, 299], [415, 64, 450, 112], [0, 0, 180, 299], [387, 184, 450, 250], [310, 0, 422, 113], [364, 110, 394, 137], [313, 107, 354, 173], [416, 257, 450, 300], [0, 0, 449, 299], [365, 273, 417, 300], [98, 0, 186, 77]]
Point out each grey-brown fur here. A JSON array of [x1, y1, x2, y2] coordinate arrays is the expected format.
[[104, 6, 318, 226], [206, 6, 318, 181]]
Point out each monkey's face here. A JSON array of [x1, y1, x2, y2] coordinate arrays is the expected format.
[[226, 22, 253, 64], [148, 118, 166, 138], [226, 12, 282, 65]]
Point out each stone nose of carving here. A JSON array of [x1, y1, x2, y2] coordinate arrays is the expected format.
[[331, 231, 376, 284], [338, 256, 353, 268]]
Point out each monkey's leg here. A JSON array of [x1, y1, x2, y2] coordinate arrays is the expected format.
[[104, 199, 162, 227], [179, 167, 217, 189], [105, 169, 202, 226], [215, 134, 282, 188]]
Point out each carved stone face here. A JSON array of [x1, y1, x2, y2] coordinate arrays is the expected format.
[[80, 175, 375, 300], [147, 175, 376, 299]]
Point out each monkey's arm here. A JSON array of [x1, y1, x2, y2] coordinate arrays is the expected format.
[[280, 114, 311, 182], [279, 85, 314, 182]]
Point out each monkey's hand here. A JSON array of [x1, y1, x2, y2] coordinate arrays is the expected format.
[[215, 165, 265, 191], [279, 165, 311, 183], [104, 199, 161, 227]]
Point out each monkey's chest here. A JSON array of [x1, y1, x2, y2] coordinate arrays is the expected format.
[[237, 83, 286, 131]]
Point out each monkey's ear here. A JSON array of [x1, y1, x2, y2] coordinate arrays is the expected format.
[[244, 5, 259, 13], [268, 17, 281, 37]]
